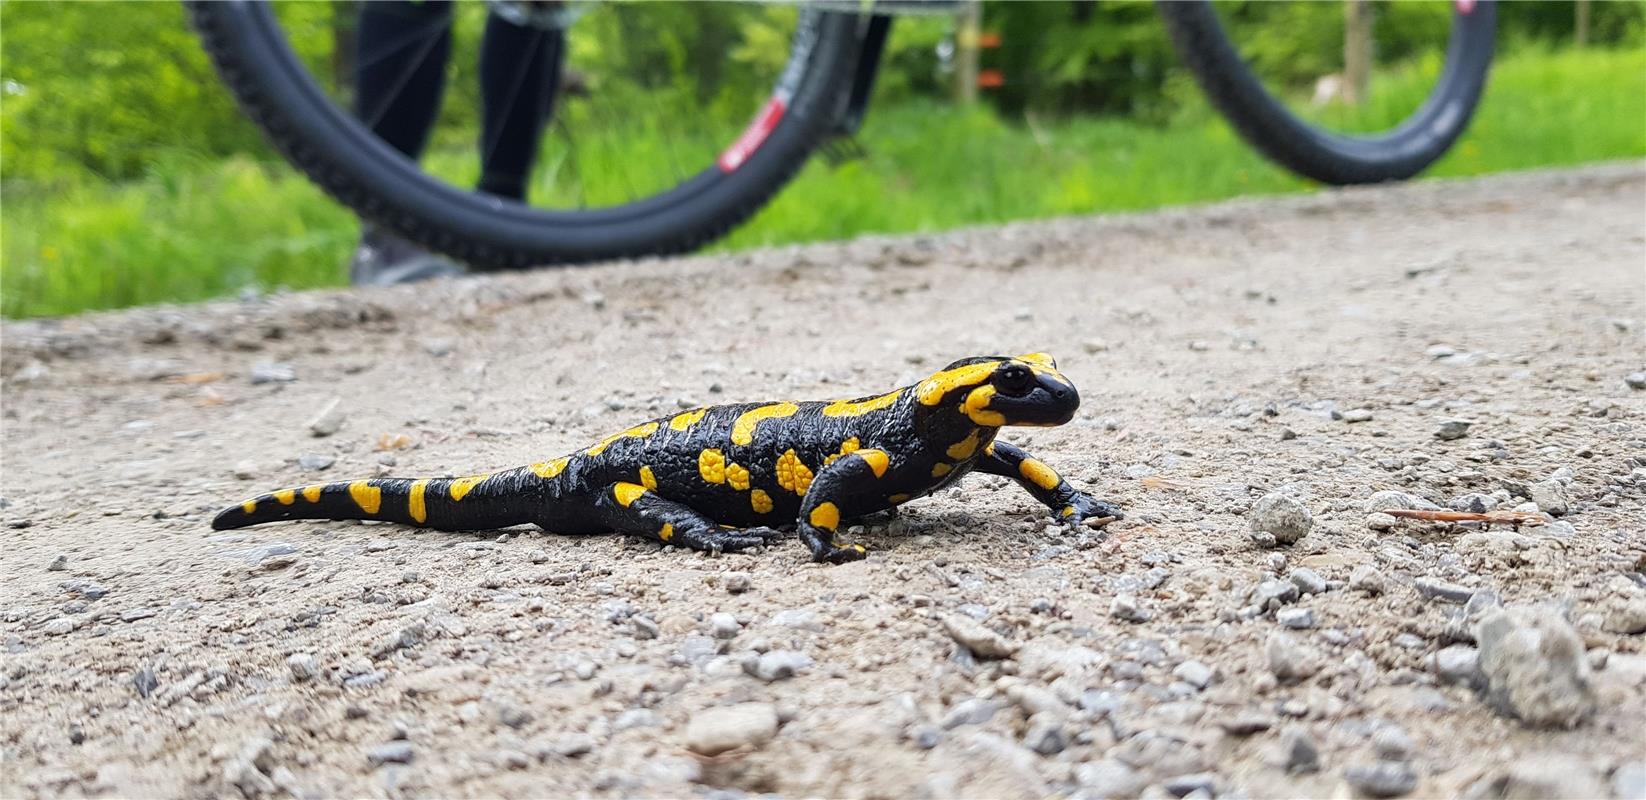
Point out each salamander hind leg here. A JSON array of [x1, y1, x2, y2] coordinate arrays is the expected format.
[[594, 482, 783, 554]]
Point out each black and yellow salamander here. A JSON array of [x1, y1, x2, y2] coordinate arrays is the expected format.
[[214, 353, 1122, 563]]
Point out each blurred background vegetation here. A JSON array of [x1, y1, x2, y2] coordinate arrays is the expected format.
[[2, 1, 1642, 318]]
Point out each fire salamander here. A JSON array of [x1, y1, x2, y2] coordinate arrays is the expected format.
[[214, 353, 1123, 563]]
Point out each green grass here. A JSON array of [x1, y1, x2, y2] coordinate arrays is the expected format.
[[3, 46, 1642, 319]]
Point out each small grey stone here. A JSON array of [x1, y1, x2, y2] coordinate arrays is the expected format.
[[423, 338, 454, 357], [1625, 372, 1646, 391], [1366, 512, 1399, 531], [614, 708, 659, 730], [1163, 773, 1217, 797], [373, 621, 426, 658], [232, 460, 260, 480], [343, 671, 386, 688], [545, 735, 596, 758], [684, 703, 778, 756], [722, 571, 752, 594], [1343, 408, 1374, 423], [709, 613, 740, 640], [1366, 490, 1441, 513], [1254, 579, 1301, 609], [297, 454, 335, 472], [120, 607, 157, 623], [1449, 493, 1499, 513], [250, 362, 296, 384], [572, 660, 598, 680], [1022, 716, 1066, 756], [743, 650, 810, 682], [132, 667, 159, 698], [47, 555, 67, 571], [1279, 729, 1320, 774], [1415, 579, 1474, 604], [1277, 608, 1316, 629], [911, 725, 942, 750], [61, 579, 107, 600], [1433, 645, 1481, 685], [306, 398, 346, 437], [1372, 726, 1415, 760], [630, 614, 660, 640], [1217, 712, 1275, 735], [1602, 598, 1646, 635], [1434, 419, 1472, 441], [43, 618, 77, 636], [1265, 632, 1318, 682], [1288, 567, 1328, 596], [1076, 759, 1147, 798], [940, 698, 1000, 729], [1250, 493, 1313, 545], [1613, 761, 1645, 800], [1350, 566, 1386, 594], [1529, 480, 1571, 516], [498, 707, 533, 730], [1346, 761, 1418, 798], [1173, 660, 1213, 689], [942, 614, 1018, 657], [771, 609, 823, 632], [283, 653, 318, 681], [367, 741, 414, 765], [1110, 593, 1152, 623], [1475, 606, 1595, 728]]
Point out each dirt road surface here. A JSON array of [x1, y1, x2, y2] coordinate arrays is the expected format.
[[4, 164, 1644, 799]]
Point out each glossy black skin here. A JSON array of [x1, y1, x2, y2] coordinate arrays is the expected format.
[[212, 355, 1124, 563]]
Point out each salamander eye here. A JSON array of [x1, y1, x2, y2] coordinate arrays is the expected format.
[[996, 364, 1035, 396]]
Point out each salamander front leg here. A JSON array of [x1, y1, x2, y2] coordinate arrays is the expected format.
[[795, 449, 895, 563], [974, 441, 1123, 527], [595, 483, 783, 554]]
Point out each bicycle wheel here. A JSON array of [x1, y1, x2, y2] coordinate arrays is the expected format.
[[1157, 0, 1496, 185], [187, 2, 862, 270]]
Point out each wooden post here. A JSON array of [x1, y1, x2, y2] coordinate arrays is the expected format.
[[955, 1, 980, 106], [1576, 0, 1591, 47], [1344, 0, 1372, 106]]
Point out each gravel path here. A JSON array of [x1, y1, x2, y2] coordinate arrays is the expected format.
[[3, 164, 1643, 799]]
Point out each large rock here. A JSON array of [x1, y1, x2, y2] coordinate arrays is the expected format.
[[1473, 606, 1595, 728]]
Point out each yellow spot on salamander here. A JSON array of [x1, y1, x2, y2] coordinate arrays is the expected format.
[[825, 436, 861, 465], [349, 481, 382, 515], [409, 480, 428, 523], [730, 402, 799, 446], [964, 385, 1006, 426], [669, 408, 707, 431], [809, 502, 840, 530], [659, 523, 674, 542], [1061, 505, 1076, 518], [449, 475, 486, 502], [855, 449, 890, 478], [727, 463, 751, 491], [946, 430, 982, 460], [613, 482, 647, 507], [931, 462, 952, 478], [586, 421, 659, 456], [822, 390, 902, 417], [698, 449, 727, 484], [530, 457, 569, 479], [888, 493, 911, 504], [1018, 352, 1057, 369], [775, 450, 814, 495], [301, 485, 324, 502], [984, 443, 996, 457], [272, 489, 296, 505], [639, 465, 658, 491], [241, 500, 257, 514], [1019, 458, 1062, 491], [750, 489, 773, 514], [917, 362, 997, 405]]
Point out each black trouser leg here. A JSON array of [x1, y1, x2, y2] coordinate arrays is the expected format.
[[355, 1, 454, 160], [477, 14, 565, 201]]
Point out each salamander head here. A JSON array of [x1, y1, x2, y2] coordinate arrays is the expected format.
[[915, 352, 1079, 427]]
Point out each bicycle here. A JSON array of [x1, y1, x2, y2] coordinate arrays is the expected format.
[[187, 1, 1497, 271]]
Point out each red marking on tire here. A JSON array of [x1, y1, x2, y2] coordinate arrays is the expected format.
[[718, 97, 786, 173], [1455, 0, 1475, 13]]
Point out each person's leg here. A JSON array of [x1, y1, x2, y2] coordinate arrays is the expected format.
[[476, 13, 565, 201], [355, 1, 454, 158]]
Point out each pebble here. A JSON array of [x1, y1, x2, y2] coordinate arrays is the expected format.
[[1432, 645, 1481, 685], [544, 735, 596, 759], [1022, 716, 1066, 756], [743, 650, 810, 682], [1625, 371, 1646, 390], [1109, 594, 1152, 623], [232, 460, 260, 480], [1434, 418, 1472, 441], [1365, 512, 1398, 531], [941, 698, 1001, 729], [1474, 606, 1595, 728], [1602, 598, 1646, 635], [1289, 568, 1328, 595], [771, 609, 823, 632], [630, 615, 660, 640], [305, 398, 345, 437], [1350, 566, 1386, 595], [1254, 579, 1300, 609], [1414, 579, 1474, 604], [684, 703, 778, 756], [1279, 729, 1320, 774], [367, 742, 414, 765], [1217, 712, 1275, 735], [1172, 660, 1213, 689], [1528, 480, 1571, 516], [47, 555, 66, 571], [614, 709, 659, 730], [1345, 761, 1417, 797], [910, 725, 942, 749], [709, 613, 741, 640], [942, 614, 1018, 658], [1276, 608, 1316, 629], [1614, 761, 1646, 800], [1076, 759, 1147, 798], [250, 362, 296, 384], [284, 652, 320, 683], [1164, 773, 1217, 797], [1449, 493, 1499, 513], [1372, 726, 1414, 760], [1249, 493, 1313, 545], [1365, 490, 1440, 513], [1265, 632, 1318, 682], [43, 618, 78, 636], [422, 339, 454, 357], [120, 607, 156, 622], [1342, 408, 1374, 423], [297, 454, 335, 472], [722, 572, 752, 594], [132, 667, 159, 698]]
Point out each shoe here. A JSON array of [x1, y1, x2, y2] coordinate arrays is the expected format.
[[348, 226, 468, 286]]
